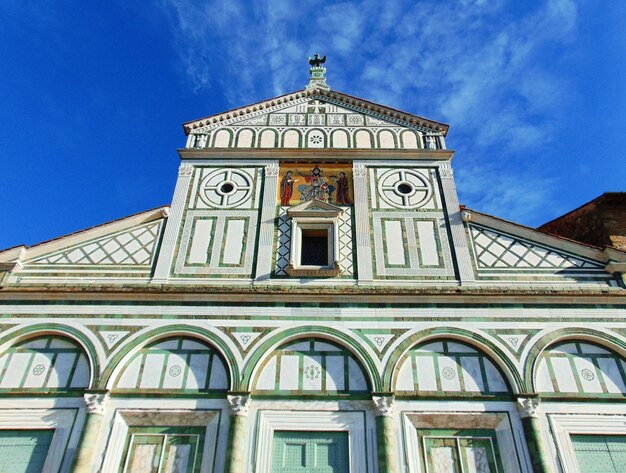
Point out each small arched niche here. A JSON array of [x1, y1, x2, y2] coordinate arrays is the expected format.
[[114, 336, 229, 393], [394, 339, 510, 396], [0, 335, 90, 391], [253, 338, 370, 395], [535, 340, 626, 396]]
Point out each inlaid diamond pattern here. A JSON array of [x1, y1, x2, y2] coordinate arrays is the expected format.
[[470, 225, 600, 270], [33, 221, 162, 266], [274, 208, 292, 275], [274, 207, 354, 276]]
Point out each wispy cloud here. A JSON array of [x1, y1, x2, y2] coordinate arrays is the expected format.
[[154, 0, 580, 225]]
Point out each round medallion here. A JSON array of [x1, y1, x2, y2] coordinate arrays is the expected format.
[[169, 365, 182, 377], [304, 365, 321, 380], [199, 169, 253, 208], [580, 368, 595, 381], [32, 364, 46, 376], [377, 169, 432, 208], [441, 367, 456, 380]]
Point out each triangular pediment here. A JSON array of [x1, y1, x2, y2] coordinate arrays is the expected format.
[[183, 88, 448, 151], [287, 199, 344, 218]]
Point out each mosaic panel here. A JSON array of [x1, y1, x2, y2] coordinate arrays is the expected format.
[[278, 164, 353, 206], [31, 220, 162, 266], [0, 336, 90, 390], [395, 340, 510, 395], [469, 225, 603, 271], [536, 341, 626, 395], [253, 338, 369, 394], [114, 337, 228, 392]]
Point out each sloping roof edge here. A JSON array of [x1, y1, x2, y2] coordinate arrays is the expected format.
[[182, 87, 449, 136]]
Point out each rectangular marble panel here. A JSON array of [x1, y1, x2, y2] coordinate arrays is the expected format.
[[188, 219, 213, 264], [279, 355, 300, 390], [302, 355, 322, 391], [139, 354, 166, 389], [416, 220, 440, 266], [22, 352, 54, 388], [384, 220, 406, 265], [325, 354, 344, 391], [415, 356, 437, 391], [186, 354, 209, 390], [222, 219, 246, 265], [551, 357, 578, 392]]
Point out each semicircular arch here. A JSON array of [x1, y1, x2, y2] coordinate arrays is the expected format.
[[101, 324, 240, 391], [523, 327, 626, 393], [384, 327, 523, 394], [0, 323, 100, 390], [241, 326, 381, 392]]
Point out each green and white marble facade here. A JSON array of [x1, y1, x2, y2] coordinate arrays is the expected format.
[[0, 67, 625, 473]]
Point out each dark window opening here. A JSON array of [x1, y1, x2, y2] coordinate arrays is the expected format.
[[220, 182, 234, 194], [397, 183, 413, 195], [301, 229, 328, 266]]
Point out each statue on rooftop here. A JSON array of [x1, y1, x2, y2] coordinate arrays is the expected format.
[[308, 53, 326, 67]]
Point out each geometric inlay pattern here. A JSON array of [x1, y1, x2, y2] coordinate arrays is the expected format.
[[32, 220, 162, 266], [274, 207, 354, 276], [469, 225, 602, 270]]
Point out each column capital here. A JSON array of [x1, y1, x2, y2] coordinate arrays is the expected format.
[[439, 161, 454, 178], [372, 395, 394, 417], [353, 163, 368, 178], [178, 162, 194, 177], [84, 391, 110, 416], [227, 394, 251, 417], [516, 396, 541, 418], [264, 164, 280, 177]]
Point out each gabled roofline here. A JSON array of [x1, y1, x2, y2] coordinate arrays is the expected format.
[[461, 207, 626, 266], [0, 206, 170, 266], [539, 192, 626, 228], [182, 87, 449, 136]]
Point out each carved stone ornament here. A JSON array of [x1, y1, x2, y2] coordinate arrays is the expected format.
[[227, 394, 251, 416], [461, 210, 471, 223], [439, 162, 454, 178], [84, 392, 110, 416], [179, 163, 194, 177], [372, 395, 394, 417], [265, 164, 280, 177], [353, 165, 368, 178], [286, 260, 342, 278], [516, 397, 540, 418]]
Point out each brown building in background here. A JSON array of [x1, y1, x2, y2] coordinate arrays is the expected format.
[[539, 192, 626, 250]]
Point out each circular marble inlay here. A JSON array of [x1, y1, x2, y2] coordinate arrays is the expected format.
[[580, 368, 595, 381], [199, 168, 253, 208], [304, 365, 321, 380], [377, 168, 432, 209], [169, 365, 182, 377], [32, 364, 46, 376], [441, 367, 456, 380]]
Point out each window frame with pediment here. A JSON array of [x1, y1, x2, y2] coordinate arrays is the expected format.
[[286, 200, 344, 277]]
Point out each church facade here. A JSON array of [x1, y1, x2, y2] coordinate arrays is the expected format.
[[0, 62, 625, 473]]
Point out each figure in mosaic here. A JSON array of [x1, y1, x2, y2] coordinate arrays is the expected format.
[[331, 171, 352, 204], [279, 171, 298, 206], [297, 166, 334, 203]]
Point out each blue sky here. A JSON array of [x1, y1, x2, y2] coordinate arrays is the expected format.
[[1, 0, 624, 249]]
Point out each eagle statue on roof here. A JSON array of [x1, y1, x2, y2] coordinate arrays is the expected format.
[[308, 53, 326, 67]]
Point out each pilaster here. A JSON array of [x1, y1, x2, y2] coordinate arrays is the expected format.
[[255, 162, 280, 280], [353, 161, 373, 282], [437, 161, 475, 284], [152, 162, 194, 282]]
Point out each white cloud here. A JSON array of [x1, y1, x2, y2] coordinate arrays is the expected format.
[[153, 0, 580, 224]]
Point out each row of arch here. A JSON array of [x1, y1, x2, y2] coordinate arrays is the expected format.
[[0, 324, 625, 397], [190, 127, 442, 150]]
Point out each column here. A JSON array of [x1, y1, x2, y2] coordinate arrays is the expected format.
[[372, 395, 398, 473], [517, 397, 554, 473], [72, 391, 109, 473], [224, 394, 251, 473]]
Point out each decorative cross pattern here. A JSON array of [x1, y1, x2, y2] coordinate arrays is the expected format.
[[33, 221, 162, 266], [470, 225, 601, 270]]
